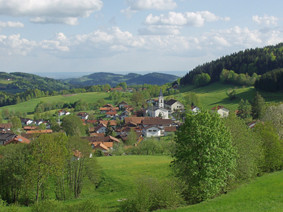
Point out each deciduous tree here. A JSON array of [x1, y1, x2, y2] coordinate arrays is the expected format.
[[172, 111, 236, 203]]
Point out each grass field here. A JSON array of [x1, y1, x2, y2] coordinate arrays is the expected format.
[[1, 92, 110, 114], [175, 83, 283, 111], [2, 156, 283, 212], [163, 170, 283, 212]]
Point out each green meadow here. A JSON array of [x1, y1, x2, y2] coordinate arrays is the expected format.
[[3, 156, 283, 212], [163, 170, 283, 212], [1, 92, 109, 114], [174, 82, 283, 111]]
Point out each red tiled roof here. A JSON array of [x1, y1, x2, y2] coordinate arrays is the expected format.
[[26, 130, 53, 134], [164, 126, 177, 132], [99, 120, 117, 126]]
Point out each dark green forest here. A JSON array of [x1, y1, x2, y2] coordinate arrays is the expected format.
[[180, 43, 283, 90]]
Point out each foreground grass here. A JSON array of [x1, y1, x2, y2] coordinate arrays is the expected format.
[[163, 170, 283, 212], [2, 157, 283, 212]]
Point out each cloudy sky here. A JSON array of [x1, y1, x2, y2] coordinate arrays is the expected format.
[[0, 0, 282, 76]]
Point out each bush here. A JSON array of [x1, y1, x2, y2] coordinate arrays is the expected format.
[[118, 178, 183, 212], [32, 200, 64, 212]]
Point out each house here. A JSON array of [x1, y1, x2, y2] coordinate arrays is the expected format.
[[58, 110, 71, 116], [0, 133, 17, 145], [0, 123, 12, 132], [164, 126, 177, 135], [92, 143, 110, 152], [77, 112, 89, 120], [142, 117, 173, 128], [34, 120, 44, 126], [191, 106, 200, 114], [143, 126, 163, 137], [146, 89, 169, 119], [26, 129, 53, 134], [110, 87, 123, 92], [106, 110, 117, 118], [211, 106, 229, 118], [118, 101, 128, 109], [20, 118, 33, 126], [0, 133, 30, 145], [94, 124, 107, 134], [99, 120, 117, 128], [164, 99, 184, 112], [24, 126, 38, 131]]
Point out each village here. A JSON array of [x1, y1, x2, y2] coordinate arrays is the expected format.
[[0, 89, 232, 155]]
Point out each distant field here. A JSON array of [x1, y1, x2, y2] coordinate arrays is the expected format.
[[176, 83, 283, 111], [0, 92, 110, 114], [163, 170, 283, 212]]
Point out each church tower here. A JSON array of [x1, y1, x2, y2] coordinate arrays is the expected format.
[[158, 89, 164, 108]]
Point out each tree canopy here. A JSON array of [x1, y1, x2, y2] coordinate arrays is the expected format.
[[172, 111, 236, 203]]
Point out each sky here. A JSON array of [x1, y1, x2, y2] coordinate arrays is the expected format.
[[0, 0, 283, 77]]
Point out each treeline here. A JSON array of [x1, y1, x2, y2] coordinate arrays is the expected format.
[[180, 43, 283, 86], [255, 68, 283, 91], [0, 134, 100, 205], [220, 69, 260, 86]]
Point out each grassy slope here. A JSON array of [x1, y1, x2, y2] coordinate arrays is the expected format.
[[0, 92, 109, 114], [82, 155, 172, 211], [163, 170, 283, 212], [175, 82, 283, 111], [3, 156, 283, 212]]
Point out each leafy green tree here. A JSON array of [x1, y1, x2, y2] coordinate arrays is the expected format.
[[237, 99, 251, 119], [61, 115, 86, 136], [226, 89, 236, 100], [262, 104, 283, 139], [10, 116, 22, 132], [126, 129, 138, 145], [193, 73, 211, 87], [254, 122, 283, 172], [172, 111, 236, 203], [252, 92, 265, 119], [29, 133, 68, 202], [224, 114, 263, 183], [0, 144, 31, 204]]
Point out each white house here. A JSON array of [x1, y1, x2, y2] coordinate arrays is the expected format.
[[164, 99, 184, 112], [211, 106, 229, 118], [191, 106, 200, 114], [143, 126, 163, 137]]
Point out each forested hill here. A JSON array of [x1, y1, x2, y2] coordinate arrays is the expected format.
[[0, 72, 71, 93], [180, 43, 283, 85], [64, 72, 179, 86]]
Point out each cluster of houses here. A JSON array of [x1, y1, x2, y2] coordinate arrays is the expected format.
[[0, 89, 234, 155]]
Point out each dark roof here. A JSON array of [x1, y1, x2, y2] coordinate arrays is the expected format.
[[0, 133, 17, 145], [165, 99, 177, 106]]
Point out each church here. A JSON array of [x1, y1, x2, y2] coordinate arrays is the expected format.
[[145, 89, 169, 119]]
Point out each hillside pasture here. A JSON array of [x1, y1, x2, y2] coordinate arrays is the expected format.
[[1, 92, 110, 114], [163, 170, 283, 212], [176, 82, 283, 111]]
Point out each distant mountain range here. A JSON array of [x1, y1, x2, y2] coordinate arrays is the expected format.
[[0, 72, 179, 94], [62, 72, 179, 87], [0, 72, 71, 93]]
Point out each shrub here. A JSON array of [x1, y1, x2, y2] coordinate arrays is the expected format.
[[118, 178, 183, 212]]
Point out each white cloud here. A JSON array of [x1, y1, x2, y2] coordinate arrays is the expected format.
[[0, 0, 103, 25], [122, 0, 177, 15], [145, 11, 229, 27], [0, 34, 36, 55], [40, 32, 70, 52], [0, 21, 24, 28], [128, 0, 176, 10], [139, 25, 181, 35], [252, 15, 278, 26]]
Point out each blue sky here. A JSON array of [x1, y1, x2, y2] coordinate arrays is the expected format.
[[0, 0, 282, 76]]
